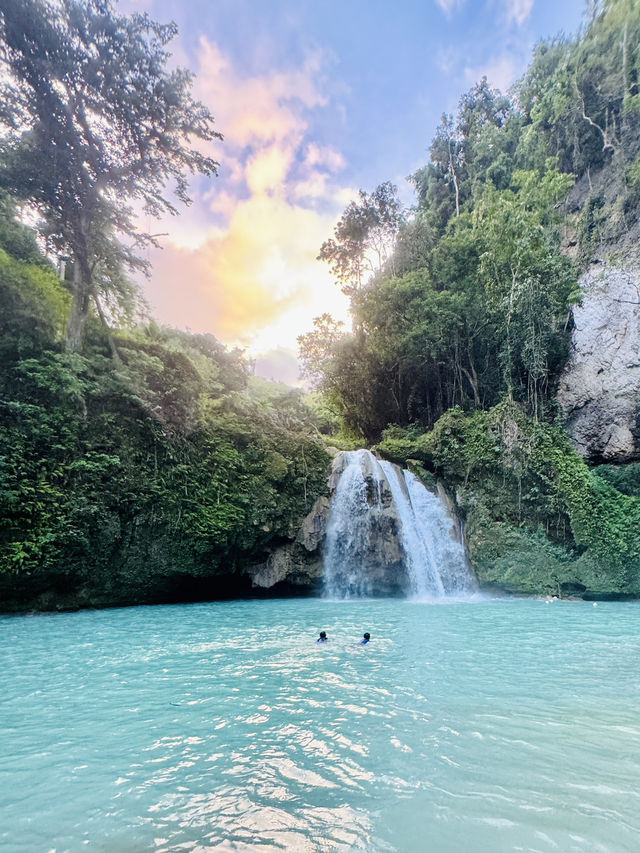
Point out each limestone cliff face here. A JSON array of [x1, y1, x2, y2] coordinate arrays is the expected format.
[[558, 260, 640, 462]]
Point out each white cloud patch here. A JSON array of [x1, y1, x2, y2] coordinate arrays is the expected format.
[[464, 55, 519, 92], [504, 0, 534, 26], [253, 348, 304, 386], [435, 0, 466, 13]]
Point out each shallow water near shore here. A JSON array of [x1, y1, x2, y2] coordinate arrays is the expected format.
[[1, 597, 639, 853]]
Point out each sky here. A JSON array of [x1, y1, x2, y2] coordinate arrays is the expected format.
[[121, 0, 586, 385]]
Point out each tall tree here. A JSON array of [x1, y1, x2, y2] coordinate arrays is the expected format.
[[317, 182, 403, 298], [0, 0, 221, 351], [432, 114, 462, 217], [297, 313, 346, 388]]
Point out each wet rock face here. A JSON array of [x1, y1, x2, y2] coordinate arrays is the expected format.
[[558, 262, 640, 462], [353, 509, 407, 596], [245, 542, 323, 591], [342, 465, 408, 596], [322, 451, 411, 597]]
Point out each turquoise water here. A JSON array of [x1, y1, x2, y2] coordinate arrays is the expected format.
[[1, 598, 639, 853]]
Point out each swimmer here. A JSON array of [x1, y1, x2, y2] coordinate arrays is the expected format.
[[317, 631, 328, 642], [359, 632, 371, 645]]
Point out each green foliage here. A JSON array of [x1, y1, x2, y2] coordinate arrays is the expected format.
[[298, 314, 347, 390], [311, 164, 577, 441], [0, 248, 70, 360], [592, 463, 640, 497], [469, 524, 580, 596], [0, 192, 46, 264], [301, 391, 343, 437], [303, 2, 640, 447], [577, 192, 607, 265], [473, 169, 577, 414], [317, 183, 404, 296], [534, 432, 640, 586], [0, 230, 330, 609]]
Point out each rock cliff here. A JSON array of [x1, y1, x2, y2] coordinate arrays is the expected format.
[[558, 259, 640, 462], [244, 495, 330, 592]]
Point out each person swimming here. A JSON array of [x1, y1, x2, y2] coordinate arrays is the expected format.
[[359, 632, 370, 644], [317, 631, 328, 642]]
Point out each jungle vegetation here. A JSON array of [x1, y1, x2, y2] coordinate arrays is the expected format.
[[0, 1, 329, 610], [0, 214, 330, 609]]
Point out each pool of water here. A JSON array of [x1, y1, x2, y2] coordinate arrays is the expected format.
[[1, 597, 639, 852]]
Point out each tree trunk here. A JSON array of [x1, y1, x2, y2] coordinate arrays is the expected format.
[[93, 294, 121, 363], [65, 259, 91, 352]]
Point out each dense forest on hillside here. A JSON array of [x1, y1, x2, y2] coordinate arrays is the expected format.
[[0, 0, 332, 610], [1, 0, 640, 608], [0, 211, 330, 609], [300, 0, 640, 597]]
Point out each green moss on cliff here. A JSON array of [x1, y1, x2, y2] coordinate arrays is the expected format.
[[377, 402, 640, 597]]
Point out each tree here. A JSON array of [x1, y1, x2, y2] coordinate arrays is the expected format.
[[317, 182, 403, 298], [297, 313, 346, 388], [411, 80, 516, 231], [473, 168, 576, 417], [432, 114, 462, 217], [0, 0, 221, 351]]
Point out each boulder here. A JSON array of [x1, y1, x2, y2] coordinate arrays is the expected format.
[[245, 542, 323, 590]]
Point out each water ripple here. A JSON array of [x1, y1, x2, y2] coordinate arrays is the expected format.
[[1, 599, 640, 852]]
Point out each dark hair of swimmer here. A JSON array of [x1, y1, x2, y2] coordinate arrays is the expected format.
[[363, 632, 370, 640], [319, 631, 326, 638]]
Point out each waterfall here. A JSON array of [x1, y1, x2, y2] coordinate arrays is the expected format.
[[323, 450, 475, 599], [378, 461, 446, 598], [323, 450, 388, 598]]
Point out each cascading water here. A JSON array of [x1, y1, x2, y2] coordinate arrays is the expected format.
[[323, 449, 475, 599], [323, 450, 388, 598], [378, 460, 446, 598]]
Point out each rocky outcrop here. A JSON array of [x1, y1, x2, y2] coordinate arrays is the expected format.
[[558, 260, 640, 462], [246, 451, 411, 596], [245, 449, 474, 597], [244, 495, 331, 591]]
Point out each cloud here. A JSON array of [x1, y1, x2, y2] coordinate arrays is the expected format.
[[144, 186, 350, 350], [193, 38, 326, 151], [436, 0, 531, 28], [503, 0, 534, 26], [464, 55, 519, 92], [245, 144, 295, 195], [434, 0, 466, 14], [139, 38, 352, 361], [253, 348, 303, 385], [305, 143, 346, 172]]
